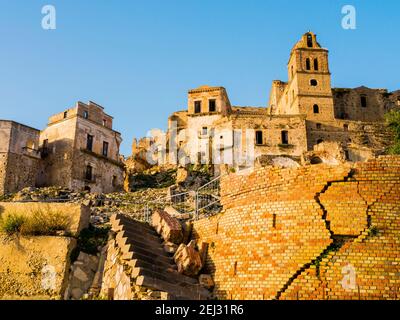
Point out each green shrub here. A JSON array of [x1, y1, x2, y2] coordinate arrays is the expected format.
[[70, 225, 110, 262], [385, 109, 400, 155], [0, 213, 26, 235]]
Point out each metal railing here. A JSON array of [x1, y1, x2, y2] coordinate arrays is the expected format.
[[8, 175, 224, 223]]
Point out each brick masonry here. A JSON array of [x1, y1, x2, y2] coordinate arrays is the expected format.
[[192, 156, 400, 300]]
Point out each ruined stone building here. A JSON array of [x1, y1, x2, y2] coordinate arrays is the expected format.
[[132, 32, 399, 170], [0, 121, 41, 195], [0, 101, 124, 195]]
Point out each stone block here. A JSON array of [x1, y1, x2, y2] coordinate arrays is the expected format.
[[174, 241, 203, 276], [152, 209, 183, 244]]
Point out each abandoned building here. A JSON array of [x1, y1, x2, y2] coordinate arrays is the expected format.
[[0, 101, 124, 195], [131, 32, 400, 170], [0, 121, 41, 195]]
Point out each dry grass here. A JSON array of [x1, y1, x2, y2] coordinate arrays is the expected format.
[[0, 208, 70, 236]]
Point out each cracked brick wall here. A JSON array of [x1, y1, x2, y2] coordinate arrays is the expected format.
[[192, 156, 400, 300]]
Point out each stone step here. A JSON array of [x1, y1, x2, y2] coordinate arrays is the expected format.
[[136, 275, 210, 300], [117, 227, 163, 247], [116, 231, 167, 257], [120, 247, 176, 269], [115, 214, 157, 234], [131, 266, 198, 286], [126, 258, 177, 273], [120, 221, 161, 240], [116, 236, 174, 265], [111, 214, 157, 236]]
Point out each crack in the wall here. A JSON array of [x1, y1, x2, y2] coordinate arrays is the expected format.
[[276, 169, 355, 300]]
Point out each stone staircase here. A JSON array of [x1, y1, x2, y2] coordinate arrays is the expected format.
[[110, 213, 210, 300]]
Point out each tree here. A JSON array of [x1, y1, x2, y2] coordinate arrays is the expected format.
[[385, 109, 400, 154]]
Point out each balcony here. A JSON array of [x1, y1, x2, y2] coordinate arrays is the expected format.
[[22, 147, 41, 159], [80, 148, 124, 168]]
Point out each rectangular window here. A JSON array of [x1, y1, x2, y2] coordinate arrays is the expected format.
[[281, 131, 289, 145], [83, 111, 89, 119], [361, 96, 367, 108], [85, 165, 93, 181], [202, 127, 208, 136], [63, 111, 68, 119], [255, 131, 263, 145], [103, 119, 107, 126], [209, 99, 216, 112], [345, 150, 350, 160], [112, 175, 117, 187], [194, 101, 201, 113], [86, 134, 94, 151], [102, 141, 109, 157]]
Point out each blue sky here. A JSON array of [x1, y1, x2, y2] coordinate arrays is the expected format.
[[0, 0, 399, 156]]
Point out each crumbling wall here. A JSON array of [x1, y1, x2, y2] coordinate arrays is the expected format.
[[0, 236, 76, 299], [192, 156, 400, 300], [0, 202, 90, 236], [0, 121, 41, 195]]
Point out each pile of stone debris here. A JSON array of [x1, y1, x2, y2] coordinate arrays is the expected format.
[[151, 209, 215, 294], [7, 186, 170, 226]]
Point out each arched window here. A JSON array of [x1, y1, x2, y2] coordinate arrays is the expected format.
[[317, 139, 324, 144], [291, 65, 294, 78], [314, 58, 319, 71], [310, 79, 318, 86], [306, 58, 311, 71], [313, 104, 319, 114], [307, 34, 313, 47]]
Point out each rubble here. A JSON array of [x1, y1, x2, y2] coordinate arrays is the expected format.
[[174, 240, 203, 276], [152, 209, 183, 245], [199, 274, 214, 289]]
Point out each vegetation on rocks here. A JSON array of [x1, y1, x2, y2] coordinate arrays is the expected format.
[[70, 225, 110, 262], [385, 109, 400, 154]]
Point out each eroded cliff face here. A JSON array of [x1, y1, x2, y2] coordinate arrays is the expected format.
[[192, 156, 400, 300]]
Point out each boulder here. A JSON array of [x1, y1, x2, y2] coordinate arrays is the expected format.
[[199, 274, 214, 289], [163, 241, 178, 254], [173, 241, 203, 276], [176, 167, 188, 185], [152, 209, 183, 245]]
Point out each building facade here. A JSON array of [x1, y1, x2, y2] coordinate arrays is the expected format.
[[131, 32, 399, 170], [0, 121, 41, 195], [0, 101, 124, 195]]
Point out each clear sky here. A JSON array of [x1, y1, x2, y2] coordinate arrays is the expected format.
[[1, 0, 399, 156]]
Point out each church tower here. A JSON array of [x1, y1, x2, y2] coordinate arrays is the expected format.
[[287, 32, 335, 121]]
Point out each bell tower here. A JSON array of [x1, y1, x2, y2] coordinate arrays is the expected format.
[[287, 32, 335, 121]]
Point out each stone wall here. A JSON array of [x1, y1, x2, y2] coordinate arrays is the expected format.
[[0, 202, 90, 235], [192, 156, 400, 300], [0, 236, 76, 299], [0, 121, 41, 195]]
